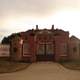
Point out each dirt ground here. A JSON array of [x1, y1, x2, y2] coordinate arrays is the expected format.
[[0, 62, 80, 80]]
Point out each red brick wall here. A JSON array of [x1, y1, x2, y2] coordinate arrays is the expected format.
[[10, 29, 69, 62]]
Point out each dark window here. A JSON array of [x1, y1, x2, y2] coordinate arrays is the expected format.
[[54, 33, 60, 36], [30, 33, 35, 36], [25, 37, 27, 40], [13, 47, 17, 53], [73, 47, 77, 52]]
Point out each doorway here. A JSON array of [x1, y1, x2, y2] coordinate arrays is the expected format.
[[36, 43, 54, 61]]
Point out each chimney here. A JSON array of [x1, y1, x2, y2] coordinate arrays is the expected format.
[[51, 25, 54, 30], [36, 25, 39, 30]]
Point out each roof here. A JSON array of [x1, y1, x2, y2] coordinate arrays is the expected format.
[[70, 35, 80, 41]]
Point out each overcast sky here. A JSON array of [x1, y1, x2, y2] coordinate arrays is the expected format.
[[0, 0, 80, 42]]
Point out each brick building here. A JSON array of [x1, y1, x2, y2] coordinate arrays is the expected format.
[[10, 25, 80, 62], [68, 36, 80, 60]]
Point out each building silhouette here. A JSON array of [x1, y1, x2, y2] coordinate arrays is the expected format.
[[10, 25, 80, 62]]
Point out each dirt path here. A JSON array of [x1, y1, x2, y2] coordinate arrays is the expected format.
[[0, 62, 80, 80]]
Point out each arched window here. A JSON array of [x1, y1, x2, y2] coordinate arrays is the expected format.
[[23, 43, 29, 56]]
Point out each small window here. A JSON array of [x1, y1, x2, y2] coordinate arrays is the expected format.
[[13, 47, 17, 53], [73, 47, 77, 52], [23, 43, 29, 56]]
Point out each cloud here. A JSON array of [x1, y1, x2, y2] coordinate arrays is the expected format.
[[0, 0, 80, 18], [55, 0, 80, 10], [0, 0, 56, 18], [15, 0, 55, 13]]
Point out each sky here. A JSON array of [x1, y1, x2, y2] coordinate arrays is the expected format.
[[0, 0, 80, 42]]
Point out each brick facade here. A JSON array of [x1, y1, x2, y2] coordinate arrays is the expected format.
[[68, 36, 80, 60], [10, 25, 77, 62]]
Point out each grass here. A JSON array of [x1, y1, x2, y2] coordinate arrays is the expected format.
[[60, 60, 80, 70], [0, 60, 30, 73]]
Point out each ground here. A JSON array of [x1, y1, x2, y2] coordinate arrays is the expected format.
[[0, 61, 30, 73], [0, 62, 80, 80]]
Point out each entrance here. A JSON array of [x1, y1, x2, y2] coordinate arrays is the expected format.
[[37, 43, 54, 61]]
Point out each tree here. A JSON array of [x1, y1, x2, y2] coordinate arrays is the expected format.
[[1, 33, 21, 44], [1, 37, 10, 44]]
